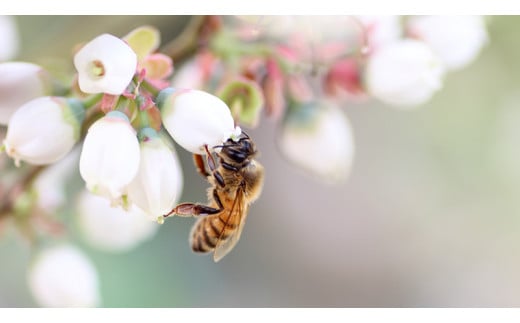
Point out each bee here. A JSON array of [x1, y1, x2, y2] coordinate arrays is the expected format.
[[164, 131, 264, 262]]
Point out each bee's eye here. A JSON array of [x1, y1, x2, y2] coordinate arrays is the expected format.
[[225, 148, 247, 163]]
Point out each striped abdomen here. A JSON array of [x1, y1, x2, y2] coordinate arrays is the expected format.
[[190, 211, 238, 253]]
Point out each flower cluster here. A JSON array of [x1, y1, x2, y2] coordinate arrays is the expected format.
[[0, 16, 490, 307], [0, 24, 242, 307], [173, 15, 488, 181]]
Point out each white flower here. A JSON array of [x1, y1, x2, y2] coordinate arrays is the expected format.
[[77, 190, 159, 252], [407, 15, 488, 70], [0, 62, 51, 125], [27, 244, 100, 307], [74, 33, 137, 95], [33, 147, 80, 212], [158, 88, 241, 154], [365, 39, 445, 107], [0, 16, 19, 61], [356, 15, 402, 52], [278, 101, 355, 183], [79, 111, 140, 204], [127, 128, 183, 220], [3, 97, 84, 166]]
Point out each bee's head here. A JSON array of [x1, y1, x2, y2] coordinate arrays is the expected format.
[[215, 132, 257, 165]]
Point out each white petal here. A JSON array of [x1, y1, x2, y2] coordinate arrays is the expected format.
[[0, 16, 19, 61], [28, 245, 100, 307], [3, 97, 82, 165], [0, 62, 51, 125], [77, 190, 159, 252], [408, 16, 488, 70], [279, 101, 355, 183], [79, 111, 140, 202], [365, 39, 445, 107], [127, 132, 183, 218], [159, 89, 239, 154], [74, 34, 137, 95]]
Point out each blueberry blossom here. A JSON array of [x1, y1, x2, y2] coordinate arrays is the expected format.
[[27, 244, 100, 307], [407, 15, 488, 71], [365, 39, 445, 107], [278, 100, 355, 183], [77, 190, 159, 252], [127, 128, 183, 220], [0, 62, 51, 125], [2, 97, 84, 166], [74, 33, 137, 95], [0, 16, 19, 61], [79, 111, 140, 205], [158, 88, 241, 154]]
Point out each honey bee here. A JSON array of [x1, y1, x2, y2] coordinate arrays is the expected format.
[[164, 131, 264, 262]]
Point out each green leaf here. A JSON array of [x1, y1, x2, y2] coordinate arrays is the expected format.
[[124, 26, 161, 63]]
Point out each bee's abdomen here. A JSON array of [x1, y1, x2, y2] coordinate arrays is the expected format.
[[190, 214, 237, 253]]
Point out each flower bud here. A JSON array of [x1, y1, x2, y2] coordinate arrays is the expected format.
[[0, 62, 52, 125], [74, 33, 137, 95], [77, 190, 159, 252], [0, 16, 19, 61], [158, 88, 241, 154], [127, 128, 183, 220], [324, 58, 366, 100], [407, 15, 488, 70], [365, 39, 445, 107], [217, 78, 264, 128], [3, 97, 84, 166], [278, 101, 355, 183], [79, 111, 140, 204], [28, 244, 100, 307]]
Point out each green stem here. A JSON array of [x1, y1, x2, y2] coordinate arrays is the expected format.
[[141, 79, 160, 97], [137, 108, 151, 130], [82, 93, 103, 109]]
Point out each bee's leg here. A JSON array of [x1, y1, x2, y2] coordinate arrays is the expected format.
[[204, 145, 225, 188], [193, 154, 210, 178], [163, 203, 221, 218]]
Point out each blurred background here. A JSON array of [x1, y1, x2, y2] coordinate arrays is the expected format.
[[2, 15, 520, 307]]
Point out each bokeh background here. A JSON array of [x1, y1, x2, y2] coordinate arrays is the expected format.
[[2, 15, 520, 307]]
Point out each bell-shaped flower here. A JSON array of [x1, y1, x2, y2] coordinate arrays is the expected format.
[[0, 16, 19, 61], [77, 190, 159, 252], [3, 97, 84, 166], [407, 15, 488, 71], [278, 100, 355, 183], [79, 111, 140, 204], [158, 88, 241, 154], [365, 39, 445, 107], [27, 244, 100, 307], [0, 62, 52, 125], [74, 33, 137, 95], [126, 128, 183, 220]]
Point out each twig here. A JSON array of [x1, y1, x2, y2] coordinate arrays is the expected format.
[[0, 165, 45, 219], [161, 16, 219, 63]]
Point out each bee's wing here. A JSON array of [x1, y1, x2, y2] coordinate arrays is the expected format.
[[213, 187, 249, 262]]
